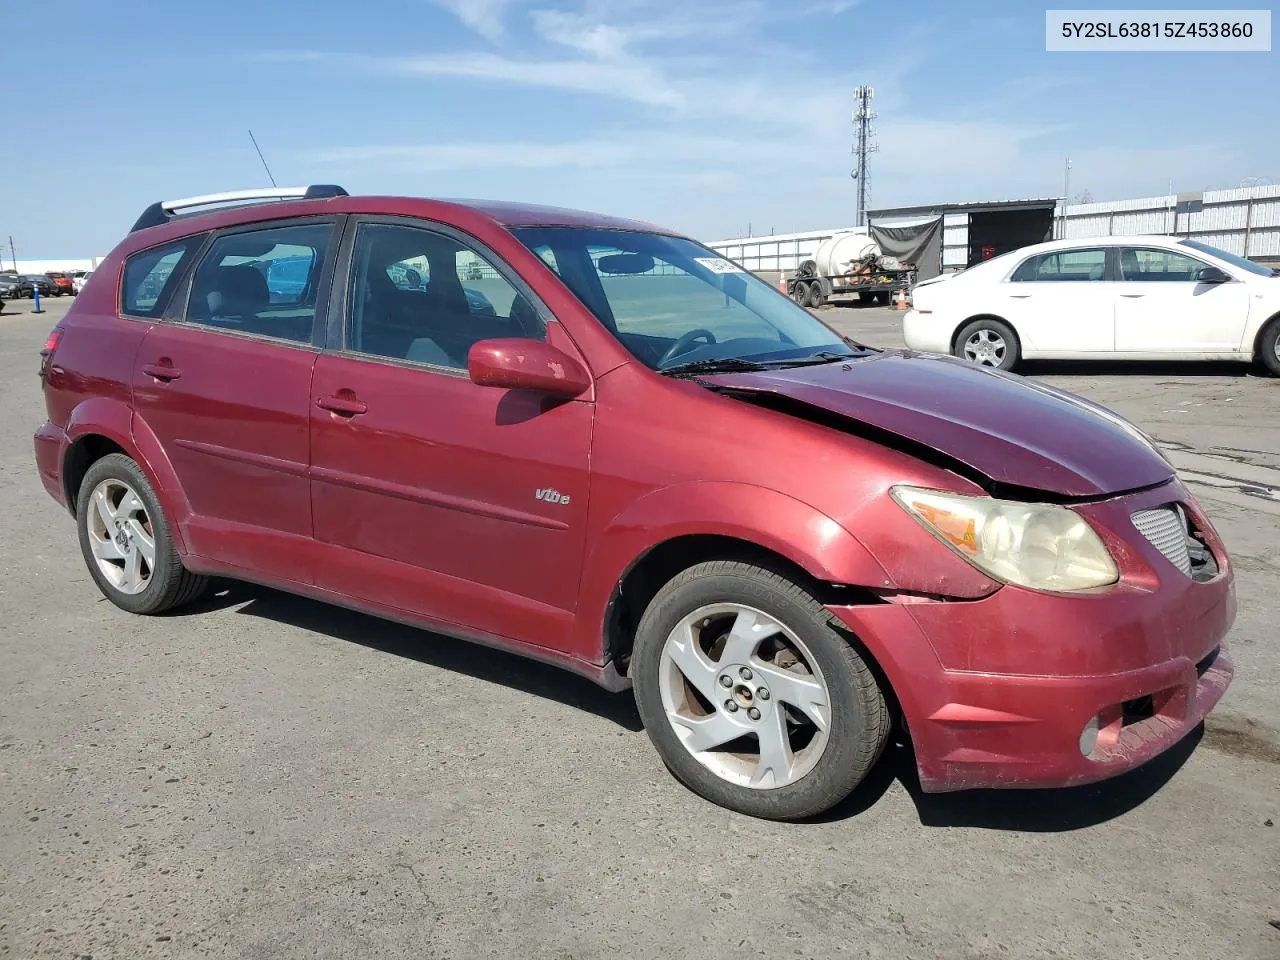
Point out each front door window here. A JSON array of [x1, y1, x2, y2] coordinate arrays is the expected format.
[[1118, 247, 1209, 282], [346, 223, 544, 370]]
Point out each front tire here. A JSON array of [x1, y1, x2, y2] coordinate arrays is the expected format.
[[954, 317, 1020, 371], [75, 453, 209, 615], [631, 561, 891, 820]]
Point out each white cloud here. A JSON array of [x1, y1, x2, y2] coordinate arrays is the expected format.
[[799, 0, 861, 14], [313, 139, 636, 171], [383, 8, 696, 110], [431, 0, 520, 41], [381, 51, 686, 107], [530, 9, 631, 57], [299, 119, 1244, 241], [260, 3, 1264, 239]]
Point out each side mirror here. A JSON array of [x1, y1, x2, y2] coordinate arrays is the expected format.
[[467, 338, 590, 398], [1195, 266, 1231, 283]]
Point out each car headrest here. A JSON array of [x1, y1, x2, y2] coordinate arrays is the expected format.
[[207, 264, 270, 317]]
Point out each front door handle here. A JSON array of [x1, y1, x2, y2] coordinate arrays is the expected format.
[[317, 395, 368, 417], [1120, 294, 1145, 298], [141, 361, 182, 382], [1009, 294, 1033, 299]]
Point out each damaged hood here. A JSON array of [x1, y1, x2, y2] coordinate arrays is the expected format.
[[704, 351, 1174, 497]]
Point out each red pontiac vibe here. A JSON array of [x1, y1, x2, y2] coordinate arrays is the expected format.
[[33, 186, 1235, 820]]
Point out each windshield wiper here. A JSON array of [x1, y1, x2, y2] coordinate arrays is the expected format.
[[759, 350, 866, 368], [659, 357, 771, 376]]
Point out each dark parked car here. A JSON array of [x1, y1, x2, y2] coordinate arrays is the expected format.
[[18, 275, 57, 298], [32, 184, 1236, 820]]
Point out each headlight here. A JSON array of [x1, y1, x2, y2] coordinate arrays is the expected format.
[[891, 486, 1118, 592]]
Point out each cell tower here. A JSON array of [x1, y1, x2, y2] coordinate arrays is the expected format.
[[851, 85, 877, 227]]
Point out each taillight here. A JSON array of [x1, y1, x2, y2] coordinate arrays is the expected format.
[[39, 326, 63, 378]]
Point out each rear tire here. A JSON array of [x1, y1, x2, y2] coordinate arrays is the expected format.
[[805, 283, 824, 309], [791, 281, 809, 306], [75, 453, 209, 615], [631, 560, 891, 821], [954, 317, 1020, 371], [1257, 319, 1280, 377]]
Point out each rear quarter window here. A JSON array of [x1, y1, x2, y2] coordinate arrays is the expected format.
[[121, 235, 206, 318]]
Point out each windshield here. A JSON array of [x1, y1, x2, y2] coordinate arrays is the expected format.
[[511, 226, 860, 371], [1179, 238, 1274, 277]]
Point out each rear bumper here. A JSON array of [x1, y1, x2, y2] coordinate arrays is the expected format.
[[34, 420, 68, 508], [901, 310, 952, 354]]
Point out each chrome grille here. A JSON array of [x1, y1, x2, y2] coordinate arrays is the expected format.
[[1131, 507, 1192, 576]]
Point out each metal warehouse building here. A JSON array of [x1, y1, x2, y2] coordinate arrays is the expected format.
[[708, 182, 1280, 280]]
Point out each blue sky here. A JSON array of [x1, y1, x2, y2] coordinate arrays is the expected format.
[[3, 0, 1276, 256]]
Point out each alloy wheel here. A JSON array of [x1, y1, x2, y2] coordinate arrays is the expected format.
[[85, 478, 156, 595], [657, 603, 831, 789], [963, 328, 1007, 366]]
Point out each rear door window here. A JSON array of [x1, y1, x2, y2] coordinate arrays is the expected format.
[[1010, 248, 1108, 282], [121, 236, 206, 317], [182, 221, 336, 344]]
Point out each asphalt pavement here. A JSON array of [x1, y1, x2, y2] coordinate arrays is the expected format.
[[1, 295, 1277, 960]]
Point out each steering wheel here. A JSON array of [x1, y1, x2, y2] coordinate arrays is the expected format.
[[659, 329, 717, 367]]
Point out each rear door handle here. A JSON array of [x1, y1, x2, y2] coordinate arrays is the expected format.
[[317, 395, 368, 417], [1009, 294, 1033, 299], [1120, 294, 1145, 298], [141, 362, 182, 382]]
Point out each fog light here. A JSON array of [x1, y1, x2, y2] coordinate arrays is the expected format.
[[1079, 716, 1100, 756]]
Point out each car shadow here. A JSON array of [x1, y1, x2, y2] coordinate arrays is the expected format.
[[168, 580, 644, 733], [825, 299, 892, 310], [162, 583, 1203, 827], [812, 723, 1204, 830], [1018, 359, 1256, 378]]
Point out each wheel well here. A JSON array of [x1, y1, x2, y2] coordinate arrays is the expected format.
[[1252, 311, 1280, 358], [951, 314, 1016, 354], [602, 534, 877, 676], [62, 435, 127, 512]]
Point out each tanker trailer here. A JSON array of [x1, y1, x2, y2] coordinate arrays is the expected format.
[[786, 230, 916, 308]]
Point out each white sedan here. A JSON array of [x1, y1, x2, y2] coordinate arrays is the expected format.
[[903, 235, 1280, 374]]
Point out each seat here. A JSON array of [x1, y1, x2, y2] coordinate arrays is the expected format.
[[405, 337, 458, 367], [509, 294, 541, 336], [357, 269, 419, 358], [1120, 250, 1141, 281], [204, 265, 271, 320]]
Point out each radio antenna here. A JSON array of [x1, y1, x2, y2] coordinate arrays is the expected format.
[[248, 129, 278, 187]]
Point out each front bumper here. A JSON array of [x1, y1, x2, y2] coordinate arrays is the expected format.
[[830, 597, 1232, 792], [828, 479, 1236, 792]]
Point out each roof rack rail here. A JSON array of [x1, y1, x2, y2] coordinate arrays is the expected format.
[[129, 184, 349, 234]]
